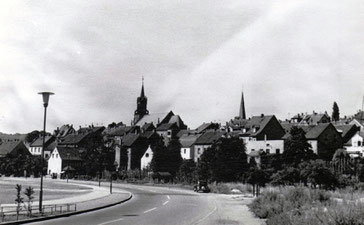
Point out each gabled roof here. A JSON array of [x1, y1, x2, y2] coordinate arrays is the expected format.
[[168, 115, 187, 129], [0, 141, 29, 156], [141, 123, 155, 132], [59, 126, 104, 145], [305, 124, 330, 139], [231, 115, 276, 137], [30, 136, 54, 147], [194, 131, 225, 145], [156, 123, 177, 131], [176, 130, 197, 138], [108, 126, 134, 137], [299, 113, 330, 125], [140, 131, 158, 139], [59, 133, 89, 145], [196, 123, 219, 133], [135, 112, 171, 126], [122, 133, 140, 147], [179, 133, 201, 148], [335, 124, 358, 138], [55, 147, 82, 161], [55, 124, 75, 138]]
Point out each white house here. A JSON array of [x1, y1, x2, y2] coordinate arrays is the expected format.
[[29, 136, 56, 159], [47, 147, 82, 178], [179, 133, 201, 160], [344, 131, 364, 156], [245, 139, 284, 155], [141, 145, 153, 170]]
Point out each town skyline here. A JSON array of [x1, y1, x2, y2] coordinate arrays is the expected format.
[[1, 0, 364, 134]]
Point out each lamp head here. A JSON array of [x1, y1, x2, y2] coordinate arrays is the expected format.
[[38, 92, 54, 107]]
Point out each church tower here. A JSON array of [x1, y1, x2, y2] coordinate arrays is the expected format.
[[134, 78, 149, 124], [239, 91, 246, 119]]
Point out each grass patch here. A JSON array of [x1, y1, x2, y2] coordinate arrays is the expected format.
[[249, 186, 364, 225]]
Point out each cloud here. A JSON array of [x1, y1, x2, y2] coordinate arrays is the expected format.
[[0, 0, 363, 133]]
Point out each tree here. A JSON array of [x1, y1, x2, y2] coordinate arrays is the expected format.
[[24, 186, 34, 217], [165, 138, 183, 177], [247, 168, 270, 196], [150, 140, 168, 173], [107, 122, 117, 129], [25, 130, 40, 143], [198, 137, 248, 183], [283, 126, 316, 167], [178, 159, 197, 184], [15, 184, 23, 220], [299, 160, 336, 189], [150, 138, 183, 178], [332, 101, 340, 122], [271, 167, 301, 186]]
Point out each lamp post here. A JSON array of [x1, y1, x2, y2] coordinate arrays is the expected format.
[[38, 92, 54, 214], [66, 153, 70, 183], [110, 161, 118, 194]]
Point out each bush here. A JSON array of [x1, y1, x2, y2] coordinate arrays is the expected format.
[[248, 186, 364, 225], [249, 187, 332, 220]]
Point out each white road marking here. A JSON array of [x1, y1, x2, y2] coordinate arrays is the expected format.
[[150, 190, 157, 193], [144, 207, 157, 213], [98, 217, 124, 225], [163, 201, 169, 205], [167, 195, 170, 199]]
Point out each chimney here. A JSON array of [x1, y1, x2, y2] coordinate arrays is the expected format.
[[261, 114, 264, 118]]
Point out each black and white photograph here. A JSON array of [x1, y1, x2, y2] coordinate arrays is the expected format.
[[0, 1, 364, 224]]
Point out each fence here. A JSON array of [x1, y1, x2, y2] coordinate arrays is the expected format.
[[0, 203, 77, 222]]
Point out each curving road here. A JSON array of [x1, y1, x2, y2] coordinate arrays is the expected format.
[[29, 183, 262, 225]]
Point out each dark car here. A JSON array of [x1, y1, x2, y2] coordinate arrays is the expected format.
[[193, 181, 210, 193]]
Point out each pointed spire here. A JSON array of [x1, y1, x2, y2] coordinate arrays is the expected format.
[[140, 76, 145, 97], [239, 91, 246, 119]]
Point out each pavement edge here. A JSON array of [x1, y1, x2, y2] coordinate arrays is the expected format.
[[0, 193, 133, 225]]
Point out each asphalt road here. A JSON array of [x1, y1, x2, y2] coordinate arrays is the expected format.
[[29, 183, 262, 225]]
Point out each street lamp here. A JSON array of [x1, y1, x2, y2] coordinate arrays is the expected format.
[[38, 92, 54, 214], [110, 161, 118, 194], [66, 153, 70, 183]]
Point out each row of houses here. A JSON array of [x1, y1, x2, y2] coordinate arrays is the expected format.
[[1, 82, 364, 178]]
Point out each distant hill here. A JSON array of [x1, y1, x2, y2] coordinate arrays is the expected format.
[[0, 132, 27, 142]]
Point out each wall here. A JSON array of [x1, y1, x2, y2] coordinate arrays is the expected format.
[[181, 147, 193, 160], [141, 146, 153, 170], [245, 140, 284, 155], [193, 144, 211, 162], [307, 140, 318, 154], [47, 148, 62, 176]]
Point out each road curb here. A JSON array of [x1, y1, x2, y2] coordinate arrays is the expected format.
[[0, 193, 133, 225]]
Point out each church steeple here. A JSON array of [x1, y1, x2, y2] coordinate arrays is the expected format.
[[140, 76, 145, 98], [239, 90, 246, 119], [134, 77, 149, 124]]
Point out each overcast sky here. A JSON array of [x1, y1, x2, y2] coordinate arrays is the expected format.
[[0, 0, 363, 134]]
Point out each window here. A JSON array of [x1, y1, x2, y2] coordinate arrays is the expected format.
[[266, 149, 270, 154], [184, 149, 186, 154], [276, 149, 280, 154], [358, 141, 362, 147], [251, 149, 255, 151], [145, 153, 149, 158], [198, 148, 201, 154], [56, 154, 58, 158]]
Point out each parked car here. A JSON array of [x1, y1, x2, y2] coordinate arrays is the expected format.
[[193, 181, 210, 193]]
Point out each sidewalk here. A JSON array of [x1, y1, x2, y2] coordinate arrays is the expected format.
[[0, 179, 132, 224]]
